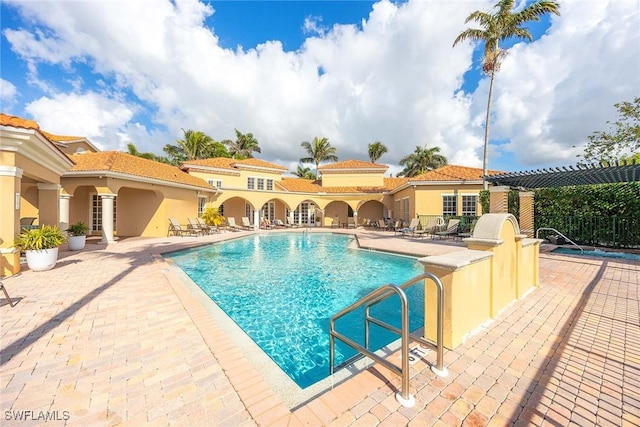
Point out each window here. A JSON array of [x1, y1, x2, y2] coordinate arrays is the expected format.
[[266, 179, 273, 191], [218, 204, 224, 216], [257, 178, 265, 190], [402, 198, 410, 222], [394, 200, 401, 221], [262, 202, 275, 221], [198, 197, 207, 217], [208, 179, 223, 189], [442, 195, 457, 217], [245, 203, 253, 222], [247, 177, 255, 189], [462, 195, 478, 216], [91, 194, 117, 232]]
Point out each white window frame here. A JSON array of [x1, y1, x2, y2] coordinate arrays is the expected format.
[[247, 177, 255, 190], [90, 193, 117, 232], [461, 194, 478, 217], [266, 179, 273, 191], [198, 197, 207, 217], [257, 178, 265, 191], [442, 194, 457, 217]]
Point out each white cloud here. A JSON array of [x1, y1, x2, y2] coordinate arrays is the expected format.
[[3, 0, 638, 172], [0, 78, 18, 107]]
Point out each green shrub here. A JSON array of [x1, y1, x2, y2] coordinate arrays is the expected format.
[[14, 225, 66, 250]]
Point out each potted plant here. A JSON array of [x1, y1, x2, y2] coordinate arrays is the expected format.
[[67, 222, 89, 250], [14, 225, 66, 271], [315, 215, 322, 227]]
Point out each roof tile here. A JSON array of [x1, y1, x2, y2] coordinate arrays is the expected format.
[[69, 151, 214, 190], [318, 160, 388, 170], [0, 113, 40, 131], [412, 165, 504, 181]]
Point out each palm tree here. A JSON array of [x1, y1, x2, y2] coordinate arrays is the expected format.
[[398, 145, 447, 177], [293, 165, 316, 180], [126, 143, 170, 163], [453, 0, 560, 189], [223, 129, 261, 159], [368, 141, 388, 163], [300, 136, 338, 176], [163, 129, 227, 165]]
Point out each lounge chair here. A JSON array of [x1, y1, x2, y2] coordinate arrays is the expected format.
[[168, 218, 188, 236], [347, 217, 356, 228], [457, 219, 478, 239], [412, 218, 439, 239], [226, 217, 243, 231], [187, 217, 205, 236], [397, 218, 420, 237], [273, 219, 286, 228], [260, 218, 274, 229], [240, 216, 254, 230], [286, 217, 300, 228], [434, 219, 461, 239], [197, 217, 220, 234]]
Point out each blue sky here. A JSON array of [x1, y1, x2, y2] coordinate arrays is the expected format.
[[1, 0, 638, 175]]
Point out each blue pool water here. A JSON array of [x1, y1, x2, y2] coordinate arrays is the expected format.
[[552, 247, 640, 261], [166, 233, 424, 388]]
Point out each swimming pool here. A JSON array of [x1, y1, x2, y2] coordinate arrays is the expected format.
[[552, 247, 640, 261], [166, 233, 424, 388]]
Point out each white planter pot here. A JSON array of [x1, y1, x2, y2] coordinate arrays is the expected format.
[[25, 248, 59, 272], [68, 235, 86, 251]]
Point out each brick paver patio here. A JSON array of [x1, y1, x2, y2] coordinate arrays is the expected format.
[[1, 230, 638, 426]]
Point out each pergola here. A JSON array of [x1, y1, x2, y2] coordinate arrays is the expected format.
[[485, 162, 640, 189]]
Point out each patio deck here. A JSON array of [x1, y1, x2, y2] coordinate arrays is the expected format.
[[1, 229, 638, 426]]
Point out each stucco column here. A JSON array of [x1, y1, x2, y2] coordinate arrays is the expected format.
[[100, 194, 116, 244], [37, 183, 61, 227], [353, 210, 358, 227], [489, 186, 509, 213], [0, 166, 22, 276], [253, 209, 259, 231], [519, 191, 535, 238], [59, 194, 71, 232]]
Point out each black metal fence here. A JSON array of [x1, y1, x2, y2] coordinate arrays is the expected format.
[[535, 216, 640, 248]]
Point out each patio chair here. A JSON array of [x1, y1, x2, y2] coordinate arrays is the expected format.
[[20, 217, 38, 231], [0, 275, 17, 307], [412, 218, 439, 239], [347, 217, 356, 228], [260, 218, 274, 229], [397, 218, 420, 237], [286, 217, 301, 228], [226, 217, 242, 231], [187, 217, 205, 236], [197, 217, 220, 234], [241, 217, 254, 230], [434, 219, 461, 239], [457, 219, 478, 239], [273, 219, 286, 228], [168, 218, 188, 236]]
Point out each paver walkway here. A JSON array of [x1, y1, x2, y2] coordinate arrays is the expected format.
[[0, 230, 638, 426]]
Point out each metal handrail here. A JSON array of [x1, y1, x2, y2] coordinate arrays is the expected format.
[[329, 272, 448, 408], [536, 227, 583, 253]]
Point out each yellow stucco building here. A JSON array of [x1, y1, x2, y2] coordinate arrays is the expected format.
[[1, 113, 492, 276]]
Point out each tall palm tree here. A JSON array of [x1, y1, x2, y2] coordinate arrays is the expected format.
[[293, 165, 316, 180], [368, 141, 388, 163], [163, 129, 227, 165], [300, 136, 338, 176], [223, 129, 261, 159], [453, 0, 560, 189], [398, 145, 447, 177]]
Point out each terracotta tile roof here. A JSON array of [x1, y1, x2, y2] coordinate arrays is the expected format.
[[384, 177, 409, 190], [277, 178, 322, 192], [183, 157, 288, 172], [411, 165, 504, 182], [0, 113, 40, 131], [277, 177, 394, 194], [42, 131, 86, 142], [318, 159, 388, 171], [235, 158, 288, 170], [69, 151, 214, 190]]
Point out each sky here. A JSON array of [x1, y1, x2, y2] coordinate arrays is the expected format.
[[1, 0, 639, 176]]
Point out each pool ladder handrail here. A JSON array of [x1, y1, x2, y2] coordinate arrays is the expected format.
[[536, 227, 583, 253], [329, 272, 448, 408]]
